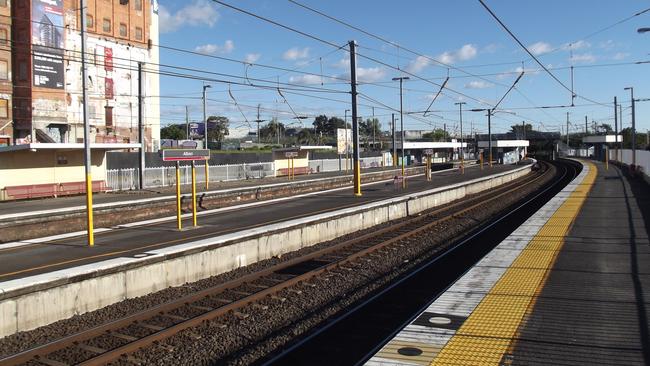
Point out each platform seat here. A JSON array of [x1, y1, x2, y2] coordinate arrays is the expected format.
[[277, 167, 311, 176], [3, 181, 107, 200]]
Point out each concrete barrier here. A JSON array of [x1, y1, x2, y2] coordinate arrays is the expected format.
[[0, 164, 531, 338]]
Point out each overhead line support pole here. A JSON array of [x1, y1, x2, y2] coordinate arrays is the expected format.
[[80, 0, 94, 247], [138, 62, 145, 190], [349, 40, 361, 196]]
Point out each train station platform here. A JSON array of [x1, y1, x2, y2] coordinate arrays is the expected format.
[[367, 160, 650, 365]]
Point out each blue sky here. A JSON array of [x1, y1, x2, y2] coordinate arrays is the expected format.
[[158, 0, 650, 138]]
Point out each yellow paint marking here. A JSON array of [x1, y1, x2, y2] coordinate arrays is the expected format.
[[430, 162, 597, 365]]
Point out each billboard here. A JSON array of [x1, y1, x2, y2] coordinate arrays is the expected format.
[[336, 128, 352, 154], [32, 0, 65, 89]]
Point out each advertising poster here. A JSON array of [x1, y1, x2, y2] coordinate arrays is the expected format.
[[336, 128, 352, 154], [32, 0, 65, 89]]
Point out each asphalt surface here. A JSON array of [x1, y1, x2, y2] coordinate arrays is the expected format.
[[0, 164, 523, 282], [508, 161, 650, 365]]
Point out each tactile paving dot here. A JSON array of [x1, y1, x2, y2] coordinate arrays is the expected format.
[[397, 347, 423, 356], [429, 316, 452, 325]]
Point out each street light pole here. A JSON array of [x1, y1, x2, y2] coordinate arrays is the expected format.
[[391, 114, 396, 167], [624, 87, 636, 168], [349, 40, 361, 196], [202, 83, 211, 189], [488, 109, 493, 168], [392, 77, 409, 181], [455, 102, 466, 173], [344, 108, 350, 172]]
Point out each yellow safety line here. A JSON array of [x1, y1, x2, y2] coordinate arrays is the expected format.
[[431, 162, 597, 365]]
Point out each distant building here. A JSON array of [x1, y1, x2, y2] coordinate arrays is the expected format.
[[11, 0, 160, 150]]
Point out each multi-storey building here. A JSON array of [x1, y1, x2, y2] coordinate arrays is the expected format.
[[0, 0, 11, 146], [11, 0, 160, 150]]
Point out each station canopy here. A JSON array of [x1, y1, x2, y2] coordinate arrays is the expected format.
[[477, 140, 529, 148], [582, 135, 623, 144]]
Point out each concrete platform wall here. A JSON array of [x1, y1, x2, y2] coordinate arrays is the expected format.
[[0, 165, 531, 338]]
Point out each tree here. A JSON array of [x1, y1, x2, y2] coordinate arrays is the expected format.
[[312, 115, 328, 135], [326, 117, 346, 135], [206, 116, 229, 145], [260, 118, 285, 143], [297, 128, 315, 145], [160, 124, 186, 140], [511, 123, 533, 138], [422, 128, 449, 141]]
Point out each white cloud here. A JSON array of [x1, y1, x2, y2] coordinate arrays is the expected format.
[[570, 53, 596, 63], [283, 47, 310, 61], [334, 58, 351, 69], [288, 74, 324, 85], [194, 40, 234, 55], [465, 80, 493, 89], [244, 53, 261, 64], [562, 40, 591, 51], [528, 41, 553, 56], [612, 52, 629, 61], [159, 0, 220, 33], [483, 43, 500, 53], [599, 40, 616, 50], [433, 44, 478, 65], [356, 67, 386, 82], [406, 55, 431, 73]]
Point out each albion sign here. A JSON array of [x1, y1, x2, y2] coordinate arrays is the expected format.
[[161, 149, 210, 162]]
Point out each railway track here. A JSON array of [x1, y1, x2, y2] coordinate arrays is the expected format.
[[1, 162, 552, 366]]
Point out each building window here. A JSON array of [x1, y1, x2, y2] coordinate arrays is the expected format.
[[0, 99, 8, 118], [119, 23, 127, 37], [87, 14, 94, 28], [18, 62, 27, 81], [102, 18, 111, 33], [0, 59, 7, 80], [105, 78, 114, 99], [105, 106, 113, 127], [135, 27, 143, 40], [0, 28, 7, 44], [135, 0, 142, 11]]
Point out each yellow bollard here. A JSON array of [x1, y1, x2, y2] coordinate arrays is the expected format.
[[605, 147, 609, 171], [176, 162, 182, 230], [86, 174, 94, 246], [204, 161, 209, 190], [480, 152, 484, 170], [191, 161, 197, 227]]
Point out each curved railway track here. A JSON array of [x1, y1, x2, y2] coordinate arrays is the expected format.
[[1, 161, 560, 366]]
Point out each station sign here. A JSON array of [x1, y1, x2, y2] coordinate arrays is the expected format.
[[285, 151, 299, 158], [423, 149, 434, 156], [161, 149, 210, 162]]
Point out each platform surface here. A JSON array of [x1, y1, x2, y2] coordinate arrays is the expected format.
[[367, 160, 650, 365], [0, 164, 520, 283]]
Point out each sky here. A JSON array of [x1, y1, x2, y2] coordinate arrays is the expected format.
[[157, 0, 650, 139]]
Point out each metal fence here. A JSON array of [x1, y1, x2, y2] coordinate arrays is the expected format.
[[610, 149, 650, 175], [106, 157, 387, 192], [106, 162, 276, 191]]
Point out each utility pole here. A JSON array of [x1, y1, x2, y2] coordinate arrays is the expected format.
[[254, 104, 265, 144], [624, 87, 636, 167], [392, 76, 409, 181], [344, 109, 350, 172], [566, 112, 570, 147], [488, 110, 492, 167], [138, 62, 145, 190], [80, 0, 94, 246], [349, 40, 361, 196], [614, 96, 618, 162], [391, 113, 396, 166], [371, 106, 376, 150], [455, 102, 466, 172], [202, 83, 211, 189], [522, 121, 526, 139], [185, 106, 189, 139], [585, 115, 588, 134]]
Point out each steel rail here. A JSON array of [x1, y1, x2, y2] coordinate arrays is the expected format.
[[1, 163, 550, 366]]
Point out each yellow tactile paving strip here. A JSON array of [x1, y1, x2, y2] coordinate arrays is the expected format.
[[430, 162, 597, 365]]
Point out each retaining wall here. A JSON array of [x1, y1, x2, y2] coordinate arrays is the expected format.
[[0, 164, 531, 338]]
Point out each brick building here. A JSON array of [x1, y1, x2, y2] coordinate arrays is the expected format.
[[10, 0, 160, 149], [0, 0, 11, 146]]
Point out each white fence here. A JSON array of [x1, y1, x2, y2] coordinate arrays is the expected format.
[[609, 149, 650, 176], [106, 157, 386, 191]]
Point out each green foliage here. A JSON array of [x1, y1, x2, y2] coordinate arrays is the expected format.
[[422, 128, 449, 141], [160, 124, 186, 140], [206, 116, 229, 144], [260, 118, 285, 143]]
